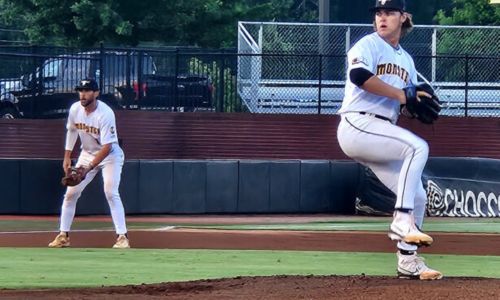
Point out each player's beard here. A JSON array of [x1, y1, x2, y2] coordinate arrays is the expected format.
[[80, 97, 96, 107]]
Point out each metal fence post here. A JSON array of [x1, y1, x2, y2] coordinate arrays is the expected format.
[[465, 55, 469, 117], [431, 28, 437, 82], [125, 50, 131, 108], [173, 49, 179, 111], [99, 43, 104, 94], [137, 51, 143, 104], [218, 55, 225, 112], [318, 54, 322, 115], [233, 53, 239, 112], [29, 45, 38, 118]]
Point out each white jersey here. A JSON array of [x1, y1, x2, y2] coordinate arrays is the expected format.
[[338, 32, 417, 122], [65, 100, 121, 156]]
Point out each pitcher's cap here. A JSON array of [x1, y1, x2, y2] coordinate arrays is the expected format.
[[369, 0, 406, 12]]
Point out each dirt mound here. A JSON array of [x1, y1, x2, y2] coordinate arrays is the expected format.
[[1, 275, 499, 299]]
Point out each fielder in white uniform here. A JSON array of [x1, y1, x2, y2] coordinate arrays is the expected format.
[[49, 78, 130, 249], [337, 0, 442, 280]]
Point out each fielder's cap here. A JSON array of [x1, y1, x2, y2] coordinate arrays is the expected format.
[[370, 0, 406, 12], [75, 78, 99, 91]]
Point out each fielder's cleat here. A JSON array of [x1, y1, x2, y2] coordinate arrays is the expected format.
[[48, 232, 70, 248], [388, 211, 433, 246], [397, 251, 443, 280], [113, 234, 130, 249]]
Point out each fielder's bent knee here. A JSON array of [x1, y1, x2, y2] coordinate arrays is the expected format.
[[104, 190, 120, 203]]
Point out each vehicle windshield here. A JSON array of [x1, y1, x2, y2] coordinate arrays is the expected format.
[[65, 58, 89, 81], [42, 59, 63, 77], [103, 54, 156, 79]]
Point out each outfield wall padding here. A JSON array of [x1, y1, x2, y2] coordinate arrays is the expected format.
[[0, 159, 357, 215], [138, 160, 174, 213], [206, 160, 239, 213], [173, 161, 207, 213], [300, 160, 333, 212], [1, 158, 497, 216], [238, 161, 271, 213], [0, 160, 20, 213], [269, 161, 301, 213]]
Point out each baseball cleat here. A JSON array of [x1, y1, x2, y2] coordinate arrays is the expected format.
[[396, 251, 443, 280], [48, 232, 70, 248], [388, 211, 433, 246], [388, 230, 433, 246], [113, 234, 130, 249]]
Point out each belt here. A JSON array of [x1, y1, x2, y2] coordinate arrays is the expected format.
[[358, 112, 392, 122]]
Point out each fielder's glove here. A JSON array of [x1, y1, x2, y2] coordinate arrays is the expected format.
[[402, 83, 441, 124], [61, 166, 87, 187]]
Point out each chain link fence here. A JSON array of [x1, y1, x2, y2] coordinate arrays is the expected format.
[[238, 22, 500, 116], [0, 26, 498, 119]]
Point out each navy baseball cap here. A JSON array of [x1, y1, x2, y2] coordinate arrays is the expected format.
[[75, 78, 99, 91], [370, 0, 406, 12]]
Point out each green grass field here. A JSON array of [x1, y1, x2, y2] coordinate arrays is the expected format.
[[178, 219, 500, 233], [1, 217, 500, 233], [1, 217, 499, 289], [0, 248, 499, 289]]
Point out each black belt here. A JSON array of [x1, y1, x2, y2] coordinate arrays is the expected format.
[[358, 112, 392, 122]]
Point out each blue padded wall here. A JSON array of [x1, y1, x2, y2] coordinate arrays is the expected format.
[[206, 160, 238, 213]]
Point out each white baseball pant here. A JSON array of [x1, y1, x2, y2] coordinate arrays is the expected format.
[[59, 149, 127, 235], [337, 112, 429, 251]]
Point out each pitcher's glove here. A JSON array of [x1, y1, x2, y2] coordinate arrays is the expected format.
[[61, 166, 87, 187], [402, 83, 441, 124]]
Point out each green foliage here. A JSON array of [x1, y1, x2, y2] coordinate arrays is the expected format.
[[433, 0, 500, 82], [0, 0, 322, 48], [435, 0, 500, 25]]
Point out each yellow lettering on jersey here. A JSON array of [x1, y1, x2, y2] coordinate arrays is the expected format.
[[75, 123, 100, 135], [376, 63, 410, 84], [377, 64, 386, 75]]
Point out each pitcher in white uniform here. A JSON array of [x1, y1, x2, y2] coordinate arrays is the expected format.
[[49, 78, 130, 249], [337, 0, 442, 280]]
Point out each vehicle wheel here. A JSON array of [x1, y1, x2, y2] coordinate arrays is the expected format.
[[0, 106, 20, 119]]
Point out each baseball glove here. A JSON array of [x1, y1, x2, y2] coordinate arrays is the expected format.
[[402, 83, 441, 124], [61, 166, 87, 187]]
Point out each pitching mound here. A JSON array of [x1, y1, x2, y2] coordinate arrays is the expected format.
[[1, 275, 499, 299]]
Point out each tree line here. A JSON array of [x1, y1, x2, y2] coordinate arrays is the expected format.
[[0, 0, 498, 48]]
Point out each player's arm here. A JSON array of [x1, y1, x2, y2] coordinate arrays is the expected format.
[[87, 144, 112, 170], [63, 150, 73, 172], [63, 109, 78, 172], [350, 68, 406, 104]]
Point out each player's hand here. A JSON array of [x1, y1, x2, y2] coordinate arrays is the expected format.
[[397, 90, 407, 105], [63, 158, 72, 173]]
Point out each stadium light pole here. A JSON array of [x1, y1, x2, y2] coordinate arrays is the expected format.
[[319, 0, 330, 23], [318, 0, 330, 111], [318, 0, 330, 55]]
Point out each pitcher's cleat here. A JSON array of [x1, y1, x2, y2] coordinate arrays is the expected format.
[[397, 251, 443, 280], [388, 211, 433, 246], [113, 234, 130, 249], [48, 232, 70, 248]]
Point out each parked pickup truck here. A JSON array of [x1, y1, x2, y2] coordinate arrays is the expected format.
[[116, 74, 214, 111], [0, 51, 214, 118]]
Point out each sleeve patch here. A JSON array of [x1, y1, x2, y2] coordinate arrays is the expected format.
[[351, 56, 368, 66]]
